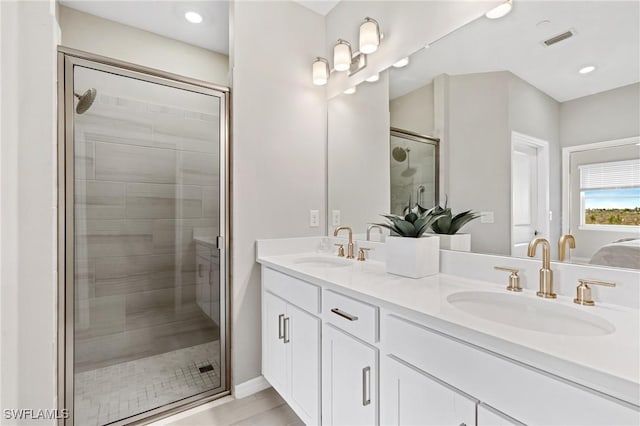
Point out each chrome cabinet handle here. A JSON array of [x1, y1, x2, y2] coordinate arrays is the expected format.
[[278, 314, 285, 340], [362, 366, 371, 406], [331, 308, 358, 321], [283, 317, 290, 343]]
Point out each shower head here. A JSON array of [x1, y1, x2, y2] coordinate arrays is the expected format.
[[74, 88, 97, 114], [392, 146, 407, 162]]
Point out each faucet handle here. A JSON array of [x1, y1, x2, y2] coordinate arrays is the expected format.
[[357, 247, 372, 262], [574, 279, 616, 306], [334, 243, 345, 257], [494, 266, 522, 292]]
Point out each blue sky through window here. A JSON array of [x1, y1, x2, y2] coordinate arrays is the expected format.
[[583, 188, 640, 209]]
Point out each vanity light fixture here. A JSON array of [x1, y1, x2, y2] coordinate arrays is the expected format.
[[392, 57, 409, 68], [184, 11, 203, 24], [312, 17, 383, 86], [312, 57, 330, 86], [359, 17, 381, 54], [578, 65, 596, 74], [344, 87, 357, 95], [365, 73, 380, 83], [334, 39, 353, 72], [485, 0, 513, 19]]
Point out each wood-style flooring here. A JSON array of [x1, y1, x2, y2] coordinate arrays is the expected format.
[[152, 388, 303, 426]]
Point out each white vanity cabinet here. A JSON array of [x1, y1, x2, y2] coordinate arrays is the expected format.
[[380, 355, 476, 426], [322, 324, 378, 426], [477, 404, 524, 426], [262, 269, 321, 426]]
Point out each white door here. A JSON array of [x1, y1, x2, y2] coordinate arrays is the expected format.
[[477, 404, 524, 426], [381, 356, 476, 426], [288, 304, 321, 425], [322, 325, 377, 426], [511, 135, 549, 257], [262, 291, 289, 396]]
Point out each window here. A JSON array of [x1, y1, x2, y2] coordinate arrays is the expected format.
[[579, 159, 640, 228]]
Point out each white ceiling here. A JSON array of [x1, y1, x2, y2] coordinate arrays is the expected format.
[[390, 1, 640, 102], [295, 0, 340, 16], [59, 0, 230, 54]]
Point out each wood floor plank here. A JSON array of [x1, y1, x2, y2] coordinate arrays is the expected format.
[[166, 388, 301, 426]]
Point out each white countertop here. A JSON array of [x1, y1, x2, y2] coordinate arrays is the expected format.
[[257, 252, 640, 407]]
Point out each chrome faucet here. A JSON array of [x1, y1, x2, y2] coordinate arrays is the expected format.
[[334, 226, 355, 259], [527, 238, 556, 299], [558, 234, 576, 262], [366, 224, 383, 241]]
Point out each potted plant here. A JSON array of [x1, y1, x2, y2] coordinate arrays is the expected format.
[[428, 197, 480, 252], [371, 203, 444, 279]]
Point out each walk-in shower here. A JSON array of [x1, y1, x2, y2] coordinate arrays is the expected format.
[[58, 48, 230, 426], [390, 128, 439, 215]]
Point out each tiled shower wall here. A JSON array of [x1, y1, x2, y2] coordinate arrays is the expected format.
[[390, 137, 436, 215], [74, 92, 220, 372]]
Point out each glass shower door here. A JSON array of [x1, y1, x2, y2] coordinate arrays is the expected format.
[[69, 62, 227, 426]]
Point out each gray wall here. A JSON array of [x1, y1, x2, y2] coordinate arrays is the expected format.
[[444, 71, 561, 256], [560, 83, 640, 147], [230, 1, 326, 387], [328, 73, 391, 235], [390, 82, 435, 135]]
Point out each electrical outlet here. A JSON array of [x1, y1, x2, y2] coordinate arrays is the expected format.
[[309, 210, 319, 227], [332, 210, 341, 226], [481, 211, 494, 224]]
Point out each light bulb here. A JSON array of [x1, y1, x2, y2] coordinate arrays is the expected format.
[[185, 11, 203, 24], [359, 17, 380, 54], [312, 57, 330, 86], [485, 0, 512, 19], [578, 65, 596, 74], [392, 57, 409, 68], [334, 39, 352, 72]]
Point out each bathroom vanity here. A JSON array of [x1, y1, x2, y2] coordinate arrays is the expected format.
[[257, 238, 639, 426]]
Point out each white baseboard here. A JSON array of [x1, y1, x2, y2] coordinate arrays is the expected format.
[[233, 375, 271, 399]]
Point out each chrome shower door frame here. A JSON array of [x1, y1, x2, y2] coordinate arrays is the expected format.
[[57, 47, 231, 426]]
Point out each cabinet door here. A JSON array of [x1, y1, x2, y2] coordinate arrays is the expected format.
[[477, 404, 524, 426], [323, 324, 377, 426], [288, 304, 321, 425], [262, 291, 289, 395], [381, 356, 476, 426]]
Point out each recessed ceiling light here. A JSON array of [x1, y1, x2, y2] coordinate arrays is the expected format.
[[392, 57, 409, 68], [485, 0, 512, 19], [366, 74, 380, 83], [185, 11, 203, 24], [578, 65, 596, 74], [344, 87, 357, 95]]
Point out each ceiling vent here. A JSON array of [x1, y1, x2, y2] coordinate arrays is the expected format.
[[543, 30, 575, 47]]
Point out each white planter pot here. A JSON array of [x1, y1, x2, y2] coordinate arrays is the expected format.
[[385, 235, 440, 279], [437, 233, 471, 252]]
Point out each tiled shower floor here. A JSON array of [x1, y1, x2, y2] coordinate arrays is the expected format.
[[75, 341, 221, 426]]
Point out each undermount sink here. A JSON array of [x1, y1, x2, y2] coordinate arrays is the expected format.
[[292, 256, 352, 268], [447, 291, 615, 337]]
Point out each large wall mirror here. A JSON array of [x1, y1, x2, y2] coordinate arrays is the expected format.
[[327, 1, 640, 269]]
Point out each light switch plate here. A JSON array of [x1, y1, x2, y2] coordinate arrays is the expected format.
[[481, 211, 494, 224], [309, 210, 319, 227], [332, 210, 341, 226]]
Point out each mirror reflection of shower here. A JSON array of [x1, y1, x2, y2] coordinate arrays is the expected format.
[[74, 88, 97, 114], [390, 128, 440, 215]]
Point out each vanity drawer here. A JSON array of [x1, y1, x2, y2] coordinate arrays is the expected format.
[[384, 314, 639, 425], [262, 267, 320, 314], [324, 290, 378, 344]]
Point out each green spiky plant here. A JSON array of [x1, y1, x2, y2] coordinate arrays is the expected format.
[[372, 195, 444, 238], [429, 196, 481, 235]]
